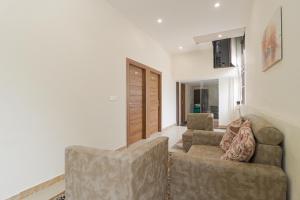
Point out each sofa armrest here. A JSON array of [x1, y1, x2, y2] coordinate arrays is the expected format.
[[66, 138, 169, 200], [170, 153, 287, 200], [65, 146, 131, 200], [192, 130, 224, 146]]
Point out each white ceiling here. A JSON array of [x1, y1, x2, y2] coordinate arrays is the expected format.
[[193, 27, 245, 44], [107, 0, 253, 54]]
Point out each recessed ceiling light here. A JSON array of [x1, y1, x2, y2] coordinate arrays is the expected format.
[[214, 2, 221, 8], [178, 46, 183, 50], [157, 18, 163, 24], [218, 34, 223, 38]]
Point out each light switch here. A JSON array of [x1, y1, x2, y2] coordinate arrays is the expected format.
[[109, 96, 118, 102]]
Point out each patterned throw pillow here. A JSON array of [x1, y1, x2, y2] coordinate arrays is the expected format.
[[221, 120, 256, 162], [220, 118, 243, 152]]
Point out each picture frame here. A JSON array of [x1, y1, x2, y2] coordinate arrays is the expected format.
[[261, 7, 283, 71]]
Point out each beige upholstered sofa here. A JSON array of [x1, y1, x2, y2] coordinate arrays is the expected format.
[[171, 114, 287, 200], [182, 113, 214, 151], [65, 137, 168, 200]]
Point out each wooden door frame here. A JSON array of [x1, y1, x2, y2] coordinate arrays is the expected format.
[[126, 58, 162, 146], [180, 83, 186, 125], [176, 82, 179, 126]]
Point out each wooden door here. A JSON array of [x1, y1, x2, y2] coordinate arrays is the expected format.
[[201, 89, 209, 112], [126, 58, 162, 146], [181, 83, 186, 125], [149, 71, 160, 135], [176, 82, 179, 125], [127, 64, 146, 145]]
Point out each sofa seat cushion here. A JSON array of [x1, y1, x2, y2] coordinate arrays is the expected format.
[[188, 145, 224, 160]]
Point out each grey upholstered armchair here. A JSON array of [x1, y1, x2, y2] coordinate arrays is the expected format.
[[183, 113, 214, 151], [65, 137, 168, 200]]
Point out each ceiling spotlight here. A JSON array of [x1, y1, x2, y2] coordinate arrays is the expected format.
[[157, 18, 163, 24], [218, 34, 223, 38], [214, 2, 221, 8], [178, 46, 183, 50]]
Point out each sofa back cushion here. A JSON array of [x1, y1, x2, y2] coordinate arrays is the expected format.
[[187, 113, 213, 131], [220, 118, 243, 151], [251, 143, 283, 167], [243, 114, 283, 145], [221, 120, 256, 162]]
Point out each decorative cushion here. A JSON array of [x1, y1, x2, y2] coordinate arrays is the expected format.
[[221, 120, 256, 162], [220, 118, 243, 152]]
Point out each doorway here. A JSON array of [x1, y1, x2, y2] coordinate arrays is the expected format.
[[126, 58, 162, 146], [177, 79, 219, 127], [193, 89, 209, 113]]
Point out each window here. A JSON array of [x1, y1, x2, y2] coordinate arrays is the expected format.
[[241, 35, 246, 104]]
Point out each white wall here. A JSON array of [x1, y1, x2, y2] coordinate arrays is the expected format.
[[172, 48, 236, 82], [219, 78, 232, 125], [188, 84, 219, 107], [207, 84, 219, 107], [219, 75, 241, 126], [173, 49, 239, 125], [0, 0, 176, 199], [185, 84, 192, 119], [219, 78, 231, 125], [244, 0, 300, 199]]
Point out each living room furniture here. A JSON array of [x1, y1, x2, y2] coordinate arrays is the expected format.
[[172, 114, 287, 200], [65, 137, 168, 200], [182, 113, 214, 151], [210, 105, 219, 119]]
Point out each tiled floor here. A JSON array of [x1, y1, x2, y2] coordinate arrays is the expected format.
[[24, 125, 187, 200], [149, 125, 187, 152]]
